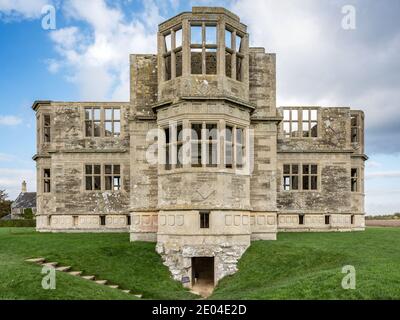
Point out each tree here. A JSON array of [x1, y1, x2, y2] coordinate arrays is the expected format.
[[0, 190, 12, 219], [23, 208, 34, 220]]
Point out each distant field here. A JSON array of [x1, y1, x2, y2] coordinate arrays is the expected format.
[[366, 220, 400, 227], [1, 227, 399, 300]]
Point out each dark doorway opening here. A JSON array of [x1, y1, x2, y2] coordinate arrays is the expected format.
[[192, 257, 214, 287]]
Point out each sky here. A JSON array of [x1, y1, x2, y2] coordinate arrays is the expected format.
[[0, 0, 399, 215]]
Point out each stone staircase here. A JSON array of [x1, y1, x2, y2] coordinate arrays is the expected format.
[[25, 257, 142, 299]]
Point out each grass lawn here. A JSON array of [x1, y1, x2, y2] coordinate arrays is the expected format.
[[212, 227, 400, 300], [0, 228, 196, 300], [0, 227, 399, 300]]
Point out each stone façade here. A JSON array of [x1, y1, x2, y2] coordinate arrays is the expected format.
[[32, 7, 367, 287]]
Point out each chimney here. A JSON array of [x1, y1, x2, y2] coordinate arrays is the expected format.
[[22, 180, 27, 193]]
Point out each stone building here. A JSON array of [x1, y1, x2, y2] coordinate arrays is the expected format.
[[10, 181, 37, 220], [32, 7, 367, 288]]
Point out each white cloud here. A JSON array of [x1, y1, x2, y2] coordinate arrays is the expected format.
[[0, 115, 22, 126], [229, 0, 400, 153], [48, 0, 160, 101], [366, 171, 400, 179], [366, 161, 382, 169], [0, 153, 14, 162], [0, 0, 50, 19], [46, 59, 61, 74]]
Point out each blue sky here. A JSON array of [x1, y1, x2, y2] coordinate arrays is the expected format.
[[0, 0, 399, 215]]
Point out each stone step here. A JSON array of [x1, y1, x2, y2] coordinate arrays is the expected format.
[[68, 271, 83, 276], [82, 275, 95, 281], [95, 280, 108, 285], [121, 290, 130, 294], [109, 285, 119, 289], [43, 262, 59, 267], [56, 266, 72, 272], [134, 295, 142, 299], [25, 258, 46, 264]]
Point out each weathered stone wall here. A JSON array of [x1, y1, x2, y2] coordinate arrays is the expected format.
[[158, 172, 250, 210], [130, 54, 158, 117], [35, 102, 132, 232], [156, 210, 251, 284], [277, 153, 351, 213], [250, 122, 277, 212], [249, 49, 276, 118], [276, 107, 366, 231], [157, 7, 250, 104], [129, 120, 158, 212], [277, 107, 351, 152]]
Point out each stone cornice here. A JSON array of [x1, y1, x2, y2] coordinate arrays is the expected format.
[[351, 154, 369, 161], [47, 149, 128, 154], [32, 100, 51, 111], [250, 116, 283, 123], [277, 149, 357, 154], [32, 154, 51, 161], [151, 96, 256, 113]]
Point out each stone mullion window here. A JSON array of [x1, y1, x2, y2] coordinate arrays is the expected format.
[[283, 164, 299, 191], [225, 125, 234, 169], [205, 123, 218, 167], [171, 31, 177, 79], [225, 28, 233, 78], [351, 168, 359, 192], [85, 107, 101, 137], [283, 108, 318, 138], [351, 115, 360, 143], [235, 33, 244, 81], [283, 109, 299, 138], [205, 25, 217, 75], [164, 126, 172, 170], [43, 168, 51, 193], [191, 23, 217, 75], [236, 127, 246, 169], [191, 123, 203, 167], [163, 32, 172, 80], [302, 164, 318, 191], [174, 27, 183, 77], [190, 24, 203, 75], [225, 28, 243, 81], [85, 164, 101, 191], [176, 123, 183, 168], [105, 108, 121, 137], [302, 109, 318, 138], [43, 114, 51, 143], [104, 164, 121, 191], [200, 211, 210, 229]]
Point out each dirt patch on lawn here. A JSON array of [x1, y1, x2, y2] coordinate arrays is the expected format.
[[366, 220, 400, 227]]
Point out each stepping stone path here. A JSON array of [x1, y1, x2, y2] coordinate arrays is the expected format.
[[25, 257, 142, 299], [56, 266, 71, 272], [43, 262, 58, 267]]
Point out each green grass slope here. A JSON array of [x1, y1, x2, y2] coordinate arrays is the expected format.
[[0, 228, 195, 300], [1, 228, 399, 300], [212, 228, 400, 299]]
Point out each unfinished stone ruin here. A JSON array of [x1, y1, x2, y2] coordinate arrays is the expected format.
[[33, 7, 367, 289]]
